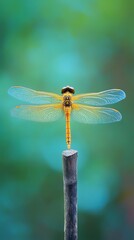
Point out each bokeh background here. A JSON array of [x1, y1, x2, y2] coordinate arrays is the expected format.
[[0, 0, 134, 239]]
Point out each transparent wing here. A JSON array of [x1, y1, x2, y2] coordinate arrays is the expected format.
[[72, 104, 122, 124], [73, 89, 126, 106], [8, 86, 62, 104], [11, 104, 63, 122]]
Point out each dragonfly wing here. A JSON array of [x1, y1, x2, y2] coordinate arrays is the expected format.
[[11, 104, 63, 122], [72, 104, 122, 124], [73, 89, 126, 106], [8, 86, 62, 104]]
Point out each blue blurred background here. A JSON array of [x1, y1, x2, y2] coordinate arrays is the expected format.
[[0, 0, 134, 239]]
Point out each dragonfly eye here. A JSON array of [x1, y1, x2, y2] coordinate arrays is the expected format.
[[61, 86, 75, 94]]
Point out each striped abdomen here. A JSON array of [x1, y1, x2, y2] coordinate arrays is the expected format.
[[65, 107, 71, 149]]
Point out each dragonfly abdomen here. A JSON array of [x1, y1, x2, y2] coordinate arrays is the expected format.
[[65, 107, 71, 149]]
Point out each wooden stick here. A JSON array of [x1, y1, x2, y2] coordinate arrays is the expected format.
[[62, 149, 78, 240]]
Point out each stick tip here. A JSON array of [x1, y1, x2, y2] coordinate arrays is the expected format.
[[62, 149, 78, 157]]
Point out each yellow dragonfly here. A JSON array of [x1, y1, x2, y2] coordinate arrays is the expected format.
[[8, 86, 126, 149]]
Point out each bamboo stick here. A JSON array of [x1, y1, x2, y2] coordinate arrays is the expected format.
[[62, 149, 78, 240]]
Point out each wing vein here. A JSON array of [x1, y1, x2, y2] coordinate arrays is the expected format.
[[72, 104, 122, 124], [11, 104, 63, 122], [73, 89, 126, 106]]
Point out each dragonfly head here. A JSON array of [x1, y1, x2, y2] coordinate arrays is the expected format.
[[61, 86, 75, 94]]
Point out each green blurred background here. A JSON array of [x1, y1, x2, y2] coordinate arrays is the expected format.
[[0, 0, 134, 239]]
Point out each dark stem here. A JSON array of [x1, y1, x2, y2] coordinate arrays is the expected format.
[[62, 149, 78, 240]]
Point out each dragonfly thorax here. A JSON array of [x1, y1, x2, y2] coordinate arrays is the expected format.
[[63, 94, 72, 107]]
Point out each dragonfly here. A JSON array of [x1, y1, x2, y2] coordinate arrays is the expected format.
[[8, 86, 126, 149]]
